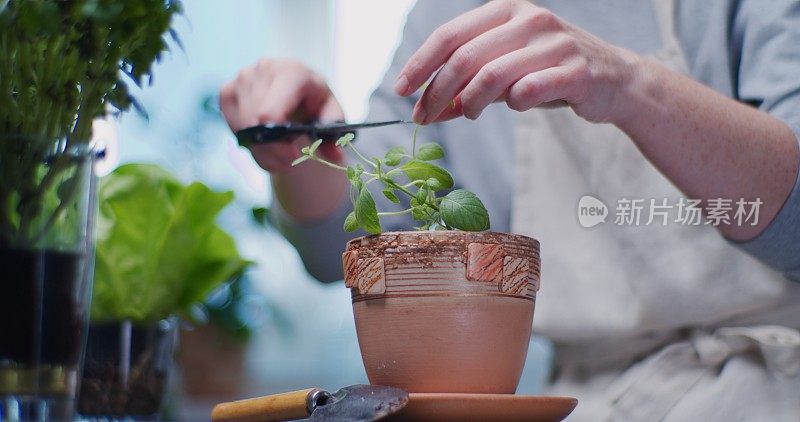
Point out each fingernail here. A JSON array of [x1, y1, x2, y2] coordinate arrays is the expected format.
[[412, 107, 427, 124], [394, 74, 409, 96]]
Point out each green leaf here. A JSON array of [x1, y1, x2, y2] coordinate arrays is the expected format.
[[384, 146, 405, 166], [292, 155, 311, 166], [416, 143, 445, 161], [383, 189, 400, 204], [415, 185, 428, 204], [308, 139, 323, 154], [396, 160, 453, 189], [335, 133, 355, 147], [355, 186, 381, 234], [426, 177, 442, 191], [439, 189, 490, 231], [343, 211, 359, 232], [411, 205, 435, 222], [92, 164, 251, 323], [349, 176, 363, 192], [410, 198, 436, 222], [347, 165, 365, 190]]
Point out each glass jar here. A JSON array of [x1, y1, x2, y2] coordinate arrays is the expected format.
[[0, 137, 100, 420]]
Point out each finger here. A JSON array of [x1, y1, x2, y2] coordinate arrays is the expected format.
[[317, 94, 346, 125], [414, 19, 532, 124], [395, 0, 514, 96], [219, 81, 245, 131], [252, 67, 331, 123], [252, 71, 311, 122], [426, 94, 464, 123], [318, 142, 343, 163], [245, 59, 277, 114], [505, 65, 576, 112], [317, 96, 346, 162], [299, 74, 337, 120], [249, 141, 300, 170], [233, 66, 261, 127], [460, 40, 568, 120]]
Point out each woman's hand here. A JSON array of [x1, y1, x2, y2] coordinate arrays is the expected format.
[[220, 59, 348, 223], [219, 59, 344, 172], [394, 0, 640, 124], [394, 0, 799, 242]]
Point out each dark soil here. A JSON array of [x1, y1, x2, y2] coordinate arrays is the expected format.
[[78, 323, 173, 417], [0, 247, 87, 367]]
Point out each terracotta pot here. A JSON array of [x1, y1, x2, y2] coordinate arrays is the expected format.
[[343, 231, 540, 394], [178, 324, 247, 398]]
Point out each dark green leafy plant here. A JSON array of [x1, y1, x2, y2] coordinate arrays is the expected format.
[[92, 164, 252, 323], [0, 0, 181, 248], [293, 128, 490, 234]]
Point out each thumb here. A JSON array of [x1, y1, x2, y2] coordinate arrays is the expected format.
[[318, 142, 344, 163], [316, 97, 346, 163]]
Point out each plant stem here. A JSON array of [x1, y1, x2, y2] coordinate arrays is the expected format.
[[309, 155, 348, 172], [30, 167, 83, 246], [390, 181, 417, 200], [412, 125, 419, 158], [308, 153, 378, 178], [378, 209, 413, 217], [346, 142, 376, 169], [402, 180, 426, 188], [385, 179, 439, 212]]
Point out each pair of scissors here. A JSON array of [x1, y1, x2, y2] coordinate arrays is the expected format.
[[235, 120, 412, 148]]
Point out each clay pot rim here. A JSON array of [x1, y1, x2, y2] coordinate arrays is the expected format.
[[346, 230, 539, 249]]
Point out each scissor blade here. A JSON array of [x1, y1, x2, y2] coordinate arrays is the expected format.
[[313, 120, 411, 133], [235, 120, 412, 147]]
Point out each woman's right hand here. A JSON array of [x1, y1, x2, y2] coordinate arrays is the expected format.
[[219, 59, 345, 173], [220, 59, 349, 223]]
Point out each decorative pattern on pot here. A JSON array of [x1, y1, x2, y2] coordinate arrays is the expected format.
[[501, 256, 529, 295], [346, 232, 539, 301], [356, 257, 386, 294], [342, 251, 359, 288], [529, 258, 541, 292], [466, 243, 504, 283]]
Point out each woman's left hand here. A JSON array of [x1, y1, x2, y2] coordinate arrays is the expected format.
[[394, 0, 641, 125]]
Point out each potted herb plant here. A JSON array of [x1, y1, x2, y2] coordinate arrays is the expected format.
[[0, 1, 180, 419], [78, 163, 251, 419], [294, 131, 541, 393]]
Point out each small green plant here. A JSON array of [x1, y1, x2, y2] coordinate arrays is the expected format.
[[292, 127, 490, 234]]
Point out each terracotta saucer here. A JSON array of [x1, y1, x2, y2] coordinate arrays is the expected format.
[[384, 394, 578, 422]]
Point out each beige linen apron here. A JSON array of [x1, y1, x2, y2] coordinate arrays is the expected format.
[[513, 1, 800, 420]]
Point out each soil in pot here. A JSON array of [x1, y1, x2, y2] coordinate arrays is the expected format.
[[0, 247, 87, 398], [78, 321, 176, 418]]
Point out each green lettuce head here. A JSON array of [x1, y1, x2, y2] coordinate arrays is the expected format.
[[92, 163, 251, 323]]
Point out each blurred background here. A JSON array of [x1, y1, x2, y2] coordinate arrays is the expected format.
[[99, 0, 552, 418]]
